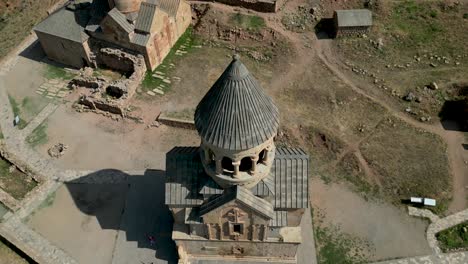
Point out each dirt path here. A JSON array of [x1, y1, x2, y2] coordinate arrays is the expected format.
[[314, 37, 467, 213], [219, 0, 467, 212]]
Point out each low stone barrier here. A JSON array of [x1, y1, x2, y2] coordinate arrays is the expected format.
[[157, 114, 196, 130]]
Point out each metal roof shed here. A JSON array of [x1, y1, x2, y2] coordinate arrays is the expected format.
[[334, 9, 373, 28]]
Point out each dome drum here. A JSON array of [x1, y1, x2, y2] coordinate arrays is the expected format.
[[200, 138, 275, 189], [108, 0, 142, 13]]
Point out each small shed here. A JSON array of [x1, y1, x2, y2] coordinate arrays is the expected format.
[[333, 9, 372, 37]]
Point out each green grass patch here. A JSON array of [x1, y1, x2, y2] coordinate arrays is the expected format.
[[0, 157, 38, 200], [229, 13, 266, 31], [436, 221, 468, 252], [141, 27, 200, 93], [390, 0, 444, 46], [7, 95, 26, 129], [314, 210, 372, 264], [26, 121, 48, 147], [44, 64, 75, 80]]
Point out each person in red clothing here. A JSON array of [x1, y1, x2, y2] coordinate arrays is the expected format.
[[147, 235, 155, 246]]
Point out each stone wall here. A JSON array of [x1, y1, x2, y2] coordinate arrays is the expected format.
[[192, 0, 284, 13], [176, 239, 299, 260], [335, 26, 370, 37], [35, 32, 91, 68], [75, 48, 146, 116]]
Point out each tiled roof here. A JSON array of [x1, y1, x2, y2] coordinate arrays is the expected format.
[[194, 55, 280, 151], [165, 147, 205, 206], [273, 147, 309, 209], [147, 0, 180, 17], [165, 147, 309, 209], [199, 186, 274, 219], [107, 7, 134, 33], [135, 1, 157, 33], [131, 32, 150, 46], [251, 175, 275, 197], [269, 211, 288, 227], [34, 7, 90, 42], [335, 9, 372, 27], [199, 177, 224, 195]]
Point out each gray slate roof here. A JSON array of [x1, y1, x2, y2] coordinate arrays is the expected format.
[[131, 32, 150, 46], [165, 147, 309, 209], [165, 147, 205, 206], [194, 55, 280, 151], [107, 8, 134, 33], [335, 9, 372, 27], [135, 1, 157, 33], [273, 148, 309, 209], [199, 186, 274, 219], [147, 0, 180, 17], [34, 7, 90, 42], [251, 175, 275, 197], [269, 211, 288, 227]]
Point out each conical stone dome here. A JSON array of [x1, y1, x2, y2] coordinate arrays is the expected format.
[[195, 55, 280, 151]]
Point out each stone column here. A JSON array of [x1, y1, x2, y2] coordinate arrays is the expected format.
[[206, 224, 212, 240], [216, 159, 222, 174], [232, 160, 241, 178], [263, 146, 271, 164], [203, 148, 210, 163], [250, 156, 258, 174]]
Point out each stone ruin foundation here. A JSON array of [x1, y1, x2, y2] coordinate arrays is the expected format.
[[70, 48, 146, 116]]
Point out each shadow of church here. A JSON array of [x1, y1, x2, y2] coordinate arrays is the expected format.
[[65, 168, 178, 263]]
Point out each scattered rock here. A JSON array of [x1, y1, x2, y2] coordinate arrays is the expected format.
[[428, 82, 439, 90], [403, 92, 415, 102], [48, 143, 68, 158], [415, 96, 422, 103]]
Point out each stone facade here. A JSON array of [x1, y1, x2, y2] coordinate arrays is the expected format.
[[35, 0, 192, 71], [35, 31, 92, 69]]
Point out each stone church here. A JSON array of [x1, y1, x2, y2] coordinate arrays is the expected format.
[[34, 0, 191, 70], [165, 55, 309, 263]]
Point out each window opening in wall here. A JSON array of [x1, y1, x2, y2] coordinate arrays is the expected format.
[[258, 149, 267, 164], [239, 156, 252, 172], [233, 224, 242, 233], [222, 157, 234, 172]]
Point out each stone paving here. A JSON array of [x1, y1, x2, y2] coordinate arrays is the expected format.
[[373, 251, 468, 264], [35, 78, 70, 100], [371, 207, 468, 264], [408, 206, 468, 254]]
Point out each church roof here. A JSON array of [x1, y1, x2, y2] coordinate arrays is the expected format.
[[199, 186, 274, 219], [165, 147, 309, 209], [194, 55, 280, 151], [34, 7, 90, 43]]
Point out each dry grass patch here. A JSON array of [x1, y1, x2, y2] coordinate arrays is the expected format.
[[360, 117, 451, 213]]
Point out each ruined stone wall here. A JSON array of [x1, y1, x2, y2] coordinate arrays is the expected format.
[[335, 26, 370, 37], [76, 48, 146, 115], [35, 31, 91, 68], [192, 0, 283, 13], [97, 47, 136, 73], [176, 239, 298, 259]]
